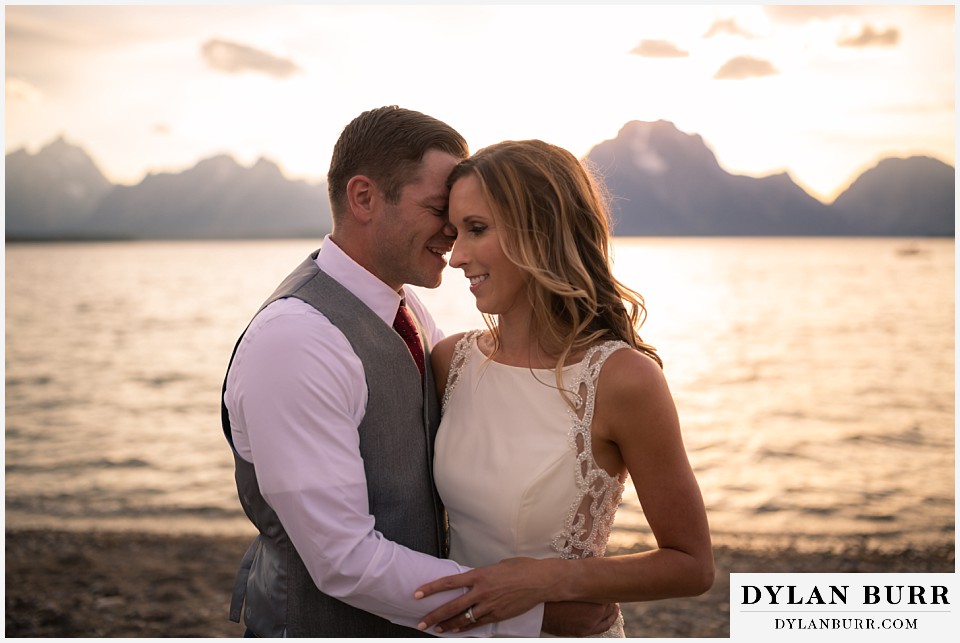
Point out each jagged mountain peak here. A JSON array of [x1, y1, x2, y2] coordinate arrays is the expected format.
[[835, 155, 953, 201], [41, 134, 75, 150], [831, 155, 954, 235], [251, 156, 285, 178], [193, 153, 243, 174], [11, 135, 106, 173], [618, 119, 700, 143], [598, 119, 721, 176], [174, 154, 287, 183], [5, 136, 112, 236]]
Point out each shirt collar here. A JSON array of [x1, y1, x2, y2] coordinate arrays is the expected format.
[[315, 235, 402, 326]]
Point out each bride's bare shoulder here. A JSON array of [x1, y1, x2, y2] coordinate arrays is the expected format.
[[432, 332, 469, 362]]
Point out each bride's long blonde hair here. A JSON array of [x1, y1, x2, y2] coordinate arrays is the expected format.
[[447, 140, 661, 400]]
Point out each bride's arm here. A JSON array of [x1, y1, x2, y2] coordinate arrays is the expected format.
[[414, 348, 714, 633]]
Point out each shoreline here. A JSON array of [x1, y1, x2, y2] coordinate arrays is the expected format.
[[10, 512, 949, 556], [5, 527, 955, 638]]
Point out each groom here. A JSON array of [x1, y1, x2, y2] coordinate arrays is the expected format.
[[221, 106, 616, 637]]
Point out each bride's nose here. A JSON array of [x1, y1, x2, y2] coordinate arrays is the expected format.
[[449, 241, 467, 269]]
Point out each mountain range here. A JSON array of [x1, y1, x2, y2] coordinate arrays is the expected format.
[[6, 139, 330, 240], [5, 121, 955, 240]]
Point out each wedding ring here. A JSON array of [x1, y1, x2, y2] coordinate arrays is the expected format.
[[465, 606, 477, 624]]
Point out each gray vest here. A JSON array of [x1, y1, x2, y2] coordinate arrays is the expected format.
[[221, 251, 444, 637]]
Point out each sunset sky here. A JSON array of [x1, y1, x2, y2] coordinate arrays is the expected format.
[[4, 3, 955, 202]]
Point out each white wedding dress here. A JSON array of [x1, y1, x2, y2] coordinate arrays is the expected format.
[[434, 331, 628, 638]]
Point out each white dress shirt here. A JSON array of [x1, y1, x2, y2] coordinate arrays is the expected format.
[[225, 235, 543, 636]]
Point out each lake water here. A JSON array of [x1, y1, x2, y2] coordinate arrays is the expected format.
[[4, 237, 955, 553]]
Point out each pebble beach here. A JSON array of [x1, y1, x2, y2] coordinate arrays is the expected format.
[[5, 528, 954, 638]]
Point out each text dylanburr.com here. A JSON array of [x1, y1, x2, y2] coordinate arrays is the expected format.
[[730, 573, 957, 639]]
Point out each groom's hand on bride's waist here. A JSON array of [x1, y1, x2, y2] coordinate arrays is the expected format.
[[542, 601, 621, 637], [413, 557, 619, 635]]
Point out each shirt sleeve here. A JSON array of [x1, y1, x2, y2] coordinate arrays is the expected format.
[[225, 299, 543, 637]]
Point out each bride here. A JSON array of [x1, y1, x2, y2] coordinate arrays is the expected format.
[[416, 140, 714, 637]]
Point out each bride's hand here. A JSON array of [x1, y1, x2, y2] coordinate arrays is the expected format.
[[414, 557, 566, 633]]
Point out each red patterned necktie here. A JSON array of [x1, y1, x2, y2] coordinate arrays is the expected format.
[[392, 300, 425, 381]]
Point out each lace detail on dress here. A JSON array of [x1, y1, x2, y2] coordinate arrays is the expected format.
[[551, 341, 629, 562], [591, 612, 625, 638], [442, 330, 484, 415]]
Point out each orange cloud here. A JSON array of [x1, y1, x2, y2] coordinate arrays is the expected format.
[[629, 39, 688, 58], [703, 18, 753, 39], [838, 25, 900, 47], [6, 77, 43, 103], [714, 56, 778, 80], [201, 38, 301, 78]]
